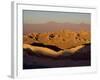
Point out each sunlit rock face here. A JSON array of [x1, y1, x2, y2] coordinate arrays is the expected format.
[[23, 30, 90, 49]]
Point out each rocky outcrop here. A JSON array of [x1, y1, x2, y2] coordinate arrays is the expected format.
[[23, 30, 91, 69], [23, 30, 90, 49]]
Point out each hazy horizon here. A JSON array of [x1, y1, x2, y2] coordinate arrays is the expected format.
[[23, 10, 91, 34]]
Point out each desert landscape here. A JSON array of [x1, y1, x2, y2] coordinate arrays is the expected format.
[[23, 10, 91, 69], [23, 29, 91, 69]]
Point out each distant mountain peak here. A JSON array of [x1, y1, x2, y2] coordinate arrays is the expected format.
[[46, 21, 58, 24]]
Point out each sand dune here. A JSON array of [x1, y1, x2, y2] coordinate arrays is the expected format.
[[23, 44, 85, 58], [23, 29, 91, 69], [23, 43, 90, 69], [68, 45, 85, 53], [23, 44, 70, 58]]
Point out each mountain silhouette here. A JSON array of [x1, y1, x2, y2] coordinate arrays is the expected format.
[[23, 22, 90, 34]]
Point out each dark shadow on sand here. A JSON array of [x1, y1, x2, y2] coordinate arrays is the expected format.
[[23, 43, 91, 69]]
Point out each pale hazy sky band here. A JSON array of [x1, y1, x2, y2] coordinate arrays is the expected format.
[[23, 10, 91, 24]]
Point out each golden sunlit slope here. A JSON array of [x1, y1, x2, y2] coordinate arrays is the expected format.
[[23, 30, 90, 49], [23, 43, 90, 59]]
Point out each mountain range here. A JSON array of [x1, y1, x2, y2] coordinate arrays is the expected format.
[[23, 22, 90, 34]]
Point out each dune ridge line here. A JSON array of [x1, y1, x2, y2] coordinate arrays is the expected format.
[[23, 44, 85, 58]]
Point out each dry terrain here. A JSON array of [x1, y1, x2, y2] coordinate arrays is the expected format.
[[23, 30, 91, 69]]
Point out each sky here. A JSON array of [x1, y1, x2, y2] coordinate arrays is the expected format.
[[23, 10, 91, 24]]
